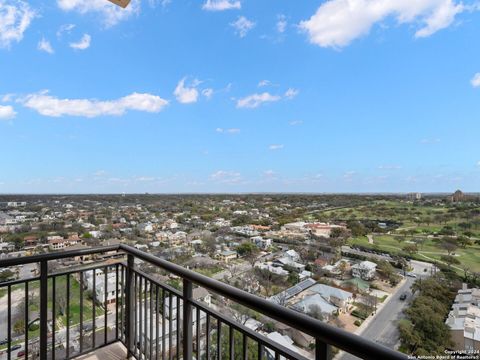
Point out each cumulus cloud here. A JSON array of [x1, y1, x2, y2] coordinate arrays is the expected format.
[[202, 0, 240, 11], [0, 105, 16, 119], [300, 0, 466, 48], [174, 77, 200, 104], [237, 88, 298, 109], [20, 91, 168, 117], [70, 34, 91, 50], [0, 0, 35, 49], [37, 38, 54, 54], [269, 144, 284, 150], [471, 73, 480, 87], [284, 88, 299, 99], [57, 0, 140, 27], [277, 14, 287, 33], [230, 16, 255, 38], [216, 128, 240, 134], [236, 92, 281, 108]]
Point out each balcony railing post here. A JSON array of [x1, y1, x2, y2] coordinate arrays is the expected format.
[[125, 254, 135, 358], [183, 279, 193, 360], [40, 260, 48, 360], [315, 338, 332, 360]]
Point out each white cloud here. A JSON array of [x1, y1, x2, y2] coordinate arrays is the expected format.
[[236, 92, 281, 108], [202, 88, 214, 99], [57, 0, 140, 27], [21, 91, 169, 117], [70, 34, 91, 50], [210, 170, 242, 184], [37, 38, 54, 54], [277, 14, 287, 33], [0, 0, 35, 49], [202, 0, 240, 11], [471, 73, 480, 88], [216, 128, 240, 134], [477, 161, 480, 167], [269, 144, 284, 150], [0, 105, 16, 119], [237, 88, 298, 109], [230, 16, 255, 38], [56, 23, 75, 37], [1, 93, 14, 102], [174, 77, 200, 104], [300, 0, 466, 48], [258, 80, 271, 87], [284, 88, 299, 99]]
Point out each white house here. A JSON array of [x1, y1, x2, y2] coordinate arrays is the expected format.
[[251, 236, 272, 250], [352, 261, 377, 281]]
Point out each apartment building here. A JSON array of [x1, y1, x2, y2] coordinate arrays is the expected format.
[[446, 284, 480, 351]]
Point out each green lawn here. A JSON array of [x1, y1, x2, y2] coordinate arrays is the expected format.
[[349, 234, 480, 273]]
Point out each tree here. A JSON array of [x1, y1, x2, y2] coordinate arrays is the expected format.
[[440, 255, 460, 268], [403, 244, 418, 256], [337, 261, 348, 280], [14, 319, 25, 335], [0, 269, 14, 282], [400, 276, 455, 356], [457, 236, 473, 248], [236, 242, 259, 267], [440, 240, 457, 256], [307, 305, 324, 321], [287, 272, 299, 286]]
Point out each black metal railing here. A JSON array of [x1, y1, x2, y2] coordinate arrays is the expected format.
[[0, 244, 408, 360]]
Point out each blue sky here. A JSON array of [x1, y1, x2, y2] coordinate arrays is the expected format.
[[1, 0, 480, 193]]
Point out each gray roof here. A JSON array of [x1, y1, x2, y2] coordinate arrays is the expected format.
[[309, 284, 353, 301]]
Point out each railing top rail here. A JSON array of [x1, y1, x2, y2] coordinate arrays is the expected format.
[[0, 244, 409, 360], [0, 244, 120, 267]]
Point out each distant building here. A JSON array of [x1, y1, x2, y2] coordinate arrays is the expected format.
[[217, 250, 237, 263], [7, 202, 26, 207], [351, 261, 377, 281], [446, 284, 480, 351], [406, 193, 422, 201], [450, 190, 466, 203], [251, 236, 272, 250]]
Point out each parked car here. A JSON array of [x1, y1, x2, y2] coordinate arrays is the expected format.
[[399, 293, 408, 301], [17, 350, 25, 358], [406, 272, 417, 278], [11, 345, 21, 351]]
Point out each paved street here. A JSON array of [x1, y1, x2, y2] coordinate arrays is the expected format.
[[338, 260, 435, 360]]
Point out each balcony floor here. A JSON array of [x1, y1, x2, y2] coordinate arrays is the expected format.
[[76, 342, 127, 360]]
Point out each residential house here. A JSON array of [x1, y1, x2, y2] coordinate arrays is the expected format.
[[308, 284, 353, 313], [217, 250, 237, 263], [251, 236, 272, 250], [351, 261, 377, 281]]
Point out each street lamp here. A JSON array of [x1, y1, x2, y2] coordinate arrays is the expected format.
[[107, 0, 131, 8]]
